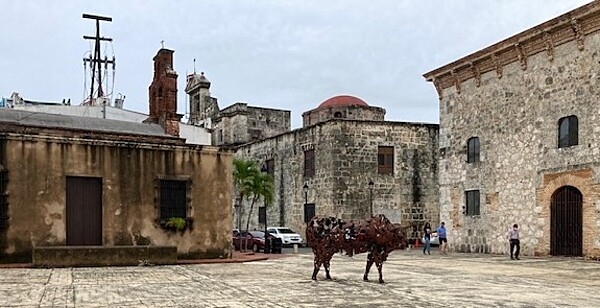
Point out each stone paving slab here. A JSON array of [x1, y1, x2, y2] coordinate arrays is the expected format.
[[1, 250, 599, 307]]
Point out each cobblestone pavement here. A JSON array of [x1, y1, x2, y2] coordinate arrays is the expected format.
[[1, 249, 600, 307]]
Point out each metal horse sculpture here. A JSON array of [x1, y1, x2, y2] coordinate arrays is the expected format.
[[306, 214, 408, 283]]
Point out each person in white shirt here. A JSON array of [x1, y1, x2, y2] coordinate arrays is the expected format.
[[508, 224, 520, 260]]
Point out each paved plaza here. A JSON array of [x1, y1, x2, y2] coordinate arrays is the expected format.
[[1, 249, 600, 307]]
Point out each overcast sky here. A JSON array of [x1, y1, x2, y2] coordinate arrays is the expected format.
[[1, 0, 592, 128]]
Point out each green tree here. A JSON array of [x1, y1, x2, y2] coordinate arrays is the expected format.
[[244, 171, 274, 236], [232, 159, 275, 252], [233, 159, 259, 232]]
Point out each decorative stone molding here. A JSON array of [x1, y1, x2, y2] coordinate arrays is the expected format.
[[571, 18, 585, 51], [300, 143, 314, 152], [423, 1, 600, 93], [470, 62, 481, 87], [432, 78, 443, 98], [544, 31, 555, 62], [515, 43, 527, 70], [451, 70, 461, 94], [492, 53, 503, 79]]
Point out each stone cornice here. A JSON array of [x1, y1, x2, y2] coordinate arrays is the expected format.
[[423, 1, 600, 96]]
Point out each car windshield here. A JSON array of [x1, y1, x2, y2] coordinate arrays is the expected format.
[[277, 228, 295, 234]]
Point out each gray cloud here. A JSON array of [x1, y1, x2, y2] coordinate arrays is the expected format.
[[0, 0, 591, 128]]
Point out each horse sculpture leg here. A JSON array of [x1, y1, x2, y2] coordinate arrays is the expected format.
[[324, 258, 332, 280], [363, 253, 374, 281], [376, 261, 384, 284], [312, 256, 322, 280]]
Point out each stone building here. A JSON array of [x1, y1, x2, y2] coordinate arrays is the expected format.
[[233, 95, 439, 239], [0, 48, 233, 262], [423, 2, 600, 257], [185, 72, 290, 146]]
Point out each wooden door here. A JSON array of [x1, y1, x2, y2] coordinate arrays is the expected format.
[[66, 176, 103, 245]]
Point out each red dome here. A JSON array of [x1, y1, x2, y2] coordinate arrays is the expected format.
[[317, 95, 369, 109]]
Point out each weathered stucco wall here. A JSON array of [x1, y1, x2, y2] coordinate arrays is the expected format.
[[0, 132, 232, 261], [234, 119, 438, 239], [434, 15, 600, 256]]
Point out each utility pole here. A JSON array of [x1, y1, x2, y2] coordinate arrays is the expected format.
[[82, 13, 114, 105]]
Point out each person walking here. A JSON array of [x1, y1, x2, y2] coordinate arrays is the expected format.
[[423, 222, 432, 255], [508, 224, 520, 260], [437, 222, 448, 255]]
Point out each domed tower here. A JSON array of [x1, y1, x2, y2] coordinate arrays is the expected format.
[[301, 95, 386, 127]]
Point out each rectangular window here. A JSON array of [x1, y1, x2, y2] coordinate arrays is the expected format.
[[465, 190, 480, 216], [558, 115, 578, 148], [377, 146, 394, 174], [304, 149, 315, 177], [467, 137, 480, 163], [0, 168, 7, 230], [258, 206, 266, 224], [159, 179, 188, 221], [304, 203, 316, 223], [265, 159, 275, 176]]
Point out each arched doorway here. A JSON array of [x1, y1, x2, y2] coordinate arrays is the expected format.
[[550, 186, 583, 256]]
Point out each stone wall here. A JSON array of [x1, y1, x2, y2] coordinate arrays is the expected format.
[[431, 13, 600, 256], [216, 103, 290, 146], [302, 105, 385, 127], [0, 129, 233, 262], [234, 119, 438, 239]]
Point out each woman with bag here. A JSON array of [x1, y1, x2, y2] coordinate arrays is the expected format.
[[423, 222, 432, 255]]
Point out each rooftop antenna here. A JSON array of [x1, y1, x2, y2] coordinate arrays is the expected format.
[[82, 13, 114, 105]]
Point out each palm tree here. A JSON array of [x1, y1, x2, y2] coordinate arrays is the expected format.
[[233, 159, 259, 251], [244, 171, 274, 237], [232, 159, 275, 251]]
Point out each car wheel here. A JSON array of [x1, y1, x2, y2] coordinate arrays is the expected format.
[[252, 243, 259, 253]]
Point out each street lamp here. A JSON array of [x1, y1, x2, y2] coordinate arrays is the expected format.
[[368, 180, 374, 216]]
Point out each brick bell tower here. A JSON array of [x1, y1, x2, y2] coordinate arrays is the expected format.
[[146, 48, 182, 137]]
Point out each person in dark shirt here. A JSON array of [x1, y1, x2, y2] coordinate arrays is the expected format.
[[437, 222, 447, 255]]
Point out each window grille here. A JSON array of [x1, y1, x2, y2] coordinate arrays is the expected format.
[[159, 180, 188, 220], [467, 137, 480, 163], [304, 203, 316, 223], [465, 190, 480, 216], [377, 146, 394, 174], [304, 149, 315, 177]]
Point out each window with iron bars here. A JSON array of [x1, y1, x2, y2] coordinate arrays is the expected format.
[[377, 146, 394, 174], [304, 149, 315, 177], [465, 190, 480, 216], [159, 179, 189, 221]]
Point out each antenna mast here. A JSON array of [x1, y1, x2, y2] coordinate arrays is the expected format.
[[82, 13, 114, 105]]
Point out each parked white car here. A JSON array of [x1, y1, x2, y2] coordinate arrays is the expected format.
[[267, 227, 304, 246], [421, 233, 440, 246]]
